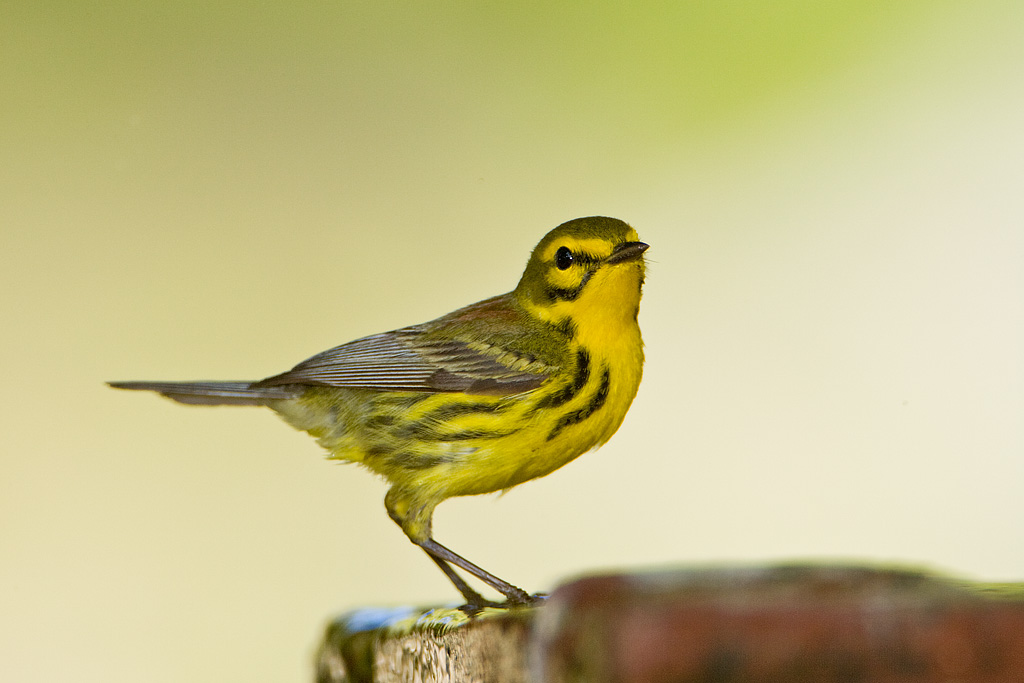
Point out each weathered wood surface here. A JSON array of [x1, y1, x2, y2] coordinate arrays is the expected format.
[[316, 564, 1024, 683], [317, 605, 532, 683]]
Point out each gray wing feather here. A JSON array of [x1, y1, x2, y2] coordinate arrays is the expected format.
[[252, 329, 548, 395]]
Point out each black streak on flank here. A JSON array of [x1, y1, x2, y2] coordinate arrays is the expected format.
[[547, 366, 611, 441], [391, 414, 517, 442], [375, 393, 433, 411], [419, 401, 508, 423], [537, 348, 590, 410], [393, 451, 450, 470], [572, 348, 591, 391], [365, 414, 398, 430], [385, 400, 513, 442], [422, 427, 518, 442], [392, 421, 518, 442]]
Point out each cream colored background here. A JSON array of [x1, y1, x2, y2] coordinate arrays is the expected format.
[[3, 3, 1022, 682]]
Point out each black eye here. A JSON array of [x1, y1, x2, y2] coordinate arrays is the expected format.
[[555, 246, 574, 270]]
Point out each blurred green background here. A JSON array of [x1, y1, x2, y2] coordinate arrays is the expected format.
[[2, 2, 1022, 681]]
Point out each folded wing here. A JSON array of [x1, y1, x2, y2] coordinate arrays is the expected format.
[[253, 327, 548, 396]]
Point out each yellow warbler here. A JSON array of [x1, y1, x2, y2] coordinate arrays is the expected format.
[[110, 216, 647, 607]]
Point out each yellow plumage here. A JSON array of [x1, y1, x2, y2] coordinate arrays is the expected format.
[[110, 216, 647, 607]]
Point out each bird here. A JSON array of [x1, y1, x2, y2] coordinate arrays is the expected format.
[[110, 216, 648, 608]]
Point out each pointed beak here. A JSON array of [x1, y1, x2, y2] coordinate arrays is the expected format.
[[605, 241, 649, 264]]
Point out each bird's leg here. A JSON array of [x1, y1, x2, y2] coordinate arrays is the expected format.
[[418, 536, 534, 605], [385, 488, 539, 607], [422, 552, 496, 609]]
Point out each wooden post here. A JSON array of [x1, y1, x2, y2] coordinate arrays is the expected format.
[[316, 564, 1024, 682]]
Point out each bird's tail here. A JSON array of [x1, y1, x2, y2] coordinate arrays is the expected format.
[[107, 381, 298, 406]]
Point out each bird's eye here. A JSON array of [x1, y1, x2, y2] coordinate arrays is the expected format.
[[555, 246, 574, 270]]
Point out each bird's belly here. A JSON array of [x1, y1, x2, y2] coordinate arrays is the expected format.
[[267, 342, 642, 503]]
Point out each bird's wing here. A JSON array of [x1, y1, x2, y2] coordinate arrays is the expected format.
[[253, 298, 552, 396]]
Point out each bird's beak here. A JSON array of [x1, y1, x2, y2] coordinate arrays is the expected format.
[[605, 241, 650, 264]]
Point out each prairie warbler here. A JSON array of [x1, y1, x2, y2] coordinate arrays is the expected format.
[[110, 216, 648, 606]]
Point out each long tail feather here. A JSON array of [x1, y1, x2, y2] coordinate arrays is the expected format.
[[107, 381, 297, 406]]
